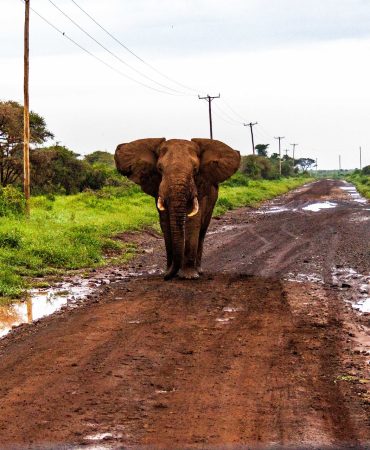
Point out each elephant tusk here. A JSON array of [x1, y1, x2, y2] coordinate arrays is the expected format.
[[188, 197, 199, 217], [157, 196, 166, 211]]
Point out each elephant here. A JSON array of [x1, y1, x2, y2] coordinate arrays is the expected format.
[[114, 138, 240, 280]]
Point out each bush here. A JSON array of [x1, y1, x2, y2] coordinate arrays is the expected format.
[[0, 185, 25, 216], [240, 155, 278, 179], [222, 172, 249, 187], [362, 165, 370, 175], [0, 229, 22, 249]]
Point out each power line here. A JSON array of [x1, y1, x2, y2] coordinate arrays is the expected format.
[[70, 0, 198, 95], [24, 1, 180, 95], [47, 0, 186, 95], [213, 102, 242, 125], [220, 98, 245, 122], [212, 106, 240, 126]]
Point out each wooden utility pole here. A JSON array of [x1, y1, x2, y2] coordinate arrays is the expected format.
[[243, 122, 257, 155], [290, 143, 298, 166], [198, 94, 220, 139], [274, 136, 285, 176], [24, 0, 30, 217]]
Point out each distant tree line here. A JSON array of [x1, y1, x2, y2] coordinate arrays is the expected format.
[[1, 100, 318, 195], [240, 143, 315, 179]]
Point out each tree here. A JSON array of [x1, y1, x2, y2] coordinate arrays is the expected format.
[[281, 158, 294, 177], [296, 157, 315, 171], [0, 100, 53, 187], [255, 144, 269, 157], [240, 155, 277, 179], [84, 150, 115, 167], [30, 145, 88, 194]]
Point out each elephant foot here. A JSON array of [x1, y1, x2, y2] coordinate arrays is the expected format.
[[178, 268, 199, 280], [197, 266, 204, 275]]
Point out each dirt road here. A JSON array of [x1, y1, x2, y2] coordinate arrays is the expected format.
[[0, 179, 369, 449]]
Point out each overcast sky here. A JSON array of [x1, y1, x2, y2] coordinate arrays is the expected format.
[[2, 0, 370, 169]]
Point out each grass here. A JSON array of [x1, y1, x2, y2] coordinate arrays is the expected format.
[[214, 176, 313, 215], [346, 172, 370, 199], [0, 175, 312, 300]]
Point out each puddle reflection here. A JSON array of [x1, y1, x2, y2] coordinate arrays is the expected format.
[[0, 281, 93, 338]]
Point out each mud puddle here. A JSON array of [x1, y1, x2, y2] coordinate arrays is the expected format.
[[340, 182, 368, 204], [0, 280, 94, 338], [0, 265, 163, 339], [332, 267, 370, 314], [257, 182, 367, 215]]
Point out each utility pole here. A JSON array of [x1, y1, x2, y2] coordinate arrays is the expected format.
[[198, 94, 220, 139], [360, 146, 362, 170], [243, 122, 257, 155], [274, 136, 285, 176], [23, 0, 30, 217], [284, 149, 289, 157], [290, 143, 298, 166], [339, 155, 342, 172]]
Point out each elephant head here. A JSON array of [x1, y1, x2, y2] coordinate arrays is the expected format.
[[115, 138, 240, 279]]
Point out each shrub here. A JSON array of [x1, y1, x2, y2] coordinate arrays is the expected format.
[[0, 229, 22, 248], [240, 155, 278, 179], [362, 165, 370, 175], [0, 185, 25, 216]]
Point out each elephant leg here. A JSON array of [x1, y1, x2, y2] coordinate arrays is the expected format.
[[196, 228, 207, 274], [178, 217, 200, 279], [159, 212, 172, 270], [196, 192, 217, 274]]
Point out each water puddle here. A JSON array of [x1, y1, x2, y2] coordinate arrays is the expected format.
[[0, 280, 93, 338], [302, 201, 337, 212], [332, 267, 370, 313], [222, 306, 242, 313], [208, 224, 241, 235], [255, 206, 294, 214], [285, 272, 324, 284], [0, 263, 166, 340], [216, 317, 235, 323], [340, 183, 368, 204], [256, 182, 367, 215], [85, 432, 123, 442], [155, 388, 175, 394]]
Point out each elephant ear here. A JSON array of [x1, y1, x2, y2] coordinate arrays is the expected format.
[[192, 138, 241, 185], [115, 138, 165, 197]]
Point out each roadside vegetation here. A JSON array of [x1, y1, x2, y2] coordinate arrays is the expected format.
[[0, 174, 311, 300], [345, 166, 370, 199], [0, 100, 313, 300]]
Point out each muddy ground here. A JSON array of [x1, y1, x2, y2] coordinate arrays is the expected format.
[[0, 179, 369, 449]]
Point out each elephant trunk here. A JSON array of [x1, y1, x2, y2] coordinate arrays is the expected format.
[[164, 196, 187, 280]]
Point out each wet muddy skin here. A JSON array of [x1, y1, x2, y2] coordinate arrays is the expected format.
[[0, 179, 369, 449]]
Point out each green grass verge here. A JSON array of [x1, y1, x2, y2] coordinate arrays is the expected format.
[[214, 176, 313, 215], [345, 173, 370, 199], [0, 176, 312, 299]]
